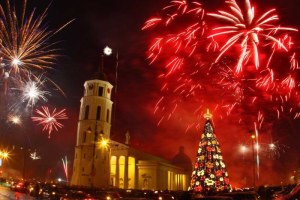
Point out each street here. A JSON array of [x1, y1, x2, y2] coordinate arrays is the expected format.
[[0, 186, 35, 200]]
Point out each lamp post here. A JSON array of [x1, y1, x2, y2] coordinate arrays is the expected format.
[[251, 133, 256, 189]]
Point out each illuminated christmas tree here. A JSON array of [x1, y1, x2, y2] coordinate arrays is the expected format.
[[190, 109, 230, 193]]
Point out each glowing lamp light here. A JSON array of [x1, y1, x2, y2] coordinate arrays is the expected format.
[[3, 152, 8, 158], [240, 145, 248, 153], [100, 139, 109, 147], [103, 46, 112, 56], [0, 150, 9, 159], [12, 58, 22, 66], [251, 134, 256, 139], [269, 143, 276, 150]]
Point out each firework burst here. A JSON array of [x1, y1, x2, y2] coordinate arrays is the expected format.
[[143, 0, 207, 76], [0, 0, 59, 76], [208, 0, 298, 73], [62, 156, 68, 182], [144, 0, 300, 133], [15, 73, 51, 107], [30, 151, 41, 160], [7, 114, 22, 125], [31, 106, 68, 138]]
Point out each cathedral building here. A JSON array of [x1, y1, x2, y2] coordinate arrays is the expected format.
[[70, 67, 191, 190]]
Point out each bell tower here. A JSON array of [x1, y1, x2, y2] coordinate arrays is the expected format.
[[71, 65, 113, 188]]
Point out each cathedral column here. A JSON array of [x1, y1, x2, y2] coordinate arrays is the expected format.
[[116, 156, 119, 187], [124, 156, 129, 189]]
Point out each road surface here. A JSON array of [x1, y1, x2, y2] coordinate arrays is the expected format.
[[0, 186, 36, 200]]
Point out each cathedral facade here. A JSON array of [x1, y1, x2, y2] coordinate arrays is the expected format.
[[70, 70, 191, 190]]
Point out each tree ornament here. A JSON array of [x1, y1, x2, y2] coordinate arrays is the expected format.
[[206, 162, 214, 169], [216, 170, 222, 177], [199, 155, 205, 160], [206, 146, 212, 151], [200, 170, 205, 176], [205, 178, 215, 186]]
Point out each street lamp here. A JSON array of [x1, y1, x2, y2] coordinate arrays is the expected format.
[[87, 125, 104, 188], [0, 150, 9, 160], [0, 150, 10, 174]]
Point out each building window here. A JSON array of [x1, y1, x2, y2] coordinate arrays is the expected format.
[[98, 87, 104, 96], [106, 109, 110, 123], [96, 106, 101, 120], [82, 131, 87, 143], [83, 153, 86, 159], [84, 105, 89, 119], [82, 167, 84, 172]]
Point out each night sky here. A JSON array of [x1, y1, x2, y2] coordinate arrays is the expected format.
[[1, 0, 300, 187]]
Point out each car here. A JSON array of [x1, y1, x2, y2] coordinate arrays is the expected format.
[[39, 184, 68, 200], [273, 183, 300, 200], [60, 190, 94, 200], [119, 189, 150, 199], [142, 191, 175, 200], [10, 181, 29, 193], [155, 193, 175, 200], [192, 196, 234, 200], [91, 190, 121, 200], [216, 191, 260, 200]]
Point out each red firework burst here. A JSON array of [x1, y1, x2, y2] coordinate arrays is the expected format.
[[208, 0, 298, 73], [31, 106, 68, 138], [143, 0, 300, 132], [143, 0, 207, 76]]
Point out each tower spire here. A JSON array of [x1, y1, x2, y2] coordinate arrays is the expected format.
[[100, 54, 104, 73], [91, 53, 107, 81]]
